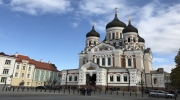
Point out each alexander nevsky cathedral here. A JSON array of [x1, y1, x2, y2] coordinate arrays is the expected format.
[[61, 10, 165, 92]]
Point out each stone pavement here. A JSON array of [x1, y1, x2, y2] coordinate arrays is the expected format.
[[0, 90, 178, 100]]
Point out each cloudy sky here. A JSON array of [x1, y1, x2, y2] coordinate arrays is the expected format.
[[0, 0, 179, 73]]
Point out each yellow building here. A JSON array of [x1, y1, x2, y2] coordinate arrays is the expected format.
[[11, 53, 59, 87]]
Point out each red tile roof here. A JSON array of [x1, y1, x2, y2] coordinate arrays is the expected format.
[[16, 54, 59, 72]]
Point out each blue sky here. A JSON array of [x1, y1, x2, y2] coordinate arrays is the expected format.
[[0, 0, 180, 72]]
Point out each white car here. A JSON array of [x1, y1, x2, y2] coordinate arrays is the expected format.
[[150, 90, 175, 98]]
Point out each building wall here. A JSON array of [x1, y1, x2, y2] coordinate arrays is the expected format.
[[32, 68, 59, 87], [11, 61, 35, 87], [0, 55, 16, 89]]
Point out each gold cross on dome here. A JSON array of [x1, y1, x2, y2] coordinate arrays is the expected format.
[[128, 16, 131, 21], [114, 7, 118, 14], [91, 21, 94, 26]]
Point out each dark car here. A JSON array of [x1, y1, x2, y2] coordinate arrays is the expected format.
[[145, 89, 150, 94], [35, 86, 46, 90], [45, 86, 51, 90]]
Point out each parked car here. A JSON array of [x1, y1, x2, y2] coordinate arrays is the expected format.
[[35, 86, 46, 90], [44, 86, 51, 90], [150, 90, 175, 98]]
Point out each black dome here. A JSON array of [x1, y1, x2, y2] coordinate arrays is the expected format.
[[106, 14, 126, 29], [123, 20, 138, 33], [86, 26, 100, 37], [138, 35, 145, 42]]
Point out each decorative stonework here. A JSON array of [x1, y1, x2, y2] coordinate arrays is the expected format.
[[87, 66, 95, 70]]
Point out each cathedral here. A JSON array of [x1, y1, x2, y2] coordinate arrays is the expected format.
[[61, 10, 165, 92]]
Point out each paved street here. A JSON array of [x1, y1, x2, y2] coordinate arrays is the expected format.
[[0, 90, 177, 100]]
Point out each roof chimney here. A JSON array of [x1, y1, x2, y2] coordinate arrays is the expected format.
[[15, 52, 18, 57], [40, 59, 42, 63], [48, 61, 50, 64]]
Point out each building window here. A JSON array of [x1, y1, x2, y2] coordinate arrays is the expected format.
[[69, 76, 72, 81], [22, 73, 24, 77], [5, 60, 11, 65], [97, 58, 99, 65], [15, 73, 18, 77], [28, 67, 31, 71], [119, 42, 122, 46], [2, 69, 9, 74], [35, 76, 38, 81], [128, 59, 131, 66], [27, 74, 30, 78], [154, 78, 157, 84], [102, 58, 105, 66], [37, 70, 39, 74], [94, 41, 96, 46], [120, 33, 122, 39], [16, 65, 19, 69], [1, 77, 7, 82], [89, 41, 91, 46], [110, 76, 113, 82], [108, 58, 111, 66], [74, 76, 77, 81], [36, 82, 38, 85], [27, 82, 30, 85], [117, 75, 120, 82], [109, 33, 111, 39], [128, 38, 130, 42], [112, 33, 115, 39], [124, 75, 127, 82], [23, 66, 26, 70]]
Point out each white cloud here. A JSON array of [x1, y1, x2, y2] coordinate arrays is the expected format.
[[77, 0, 180, 54], [153, 58, 168, 62], [0, 0, 2, 4], [9, 0, 73, 15], [153, 63, 175, 73], [0, 33, 10, 39], [71, 22, 79, 27]]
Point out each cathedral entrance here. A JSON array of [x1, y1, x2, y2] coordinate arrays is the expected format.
[[86, 74, 96, 85]]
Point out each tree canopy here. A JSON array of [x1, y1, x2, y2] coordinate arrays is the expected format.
[[170, 49, 180, 89]]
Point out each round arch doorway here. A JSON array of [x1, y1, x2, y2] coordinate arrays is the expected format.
[[86, 74, 96, 85]]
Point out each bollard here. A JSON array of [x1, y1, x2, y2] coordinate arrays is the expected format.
[[69, 89, 70, 94], [117, 91, 118, 95], [54, 89, 55, 93], [166, 95, 167, 99], [135, 92, 137, 97], [175, 96, 176, 100], [45, 89, 46, 92], [157, 94, 159, 98], [59, 88, 60, 93], [73, 89, 74, 94], [123, 91, 124, 96], [6, 87, 7, 91], [64, 89, 65, 94], [41, 88, 42, 92], [142, 92, 143, 97], [149, 94, 150, 98], [13, 87, 14, 91], [78, 89, 79, 94], [130, 92, 131, 96], [111, 91, 112, 95], [99, 91, 100, 94], [105, 90, 106, 95], [94, 90, 95, 94]]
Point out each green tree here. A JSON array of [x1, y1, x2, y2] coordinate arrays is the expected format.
[[170, 49, 180, 89]]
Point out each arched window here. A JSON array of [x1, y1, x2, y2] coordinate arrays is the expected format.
[[128, 38, 130, 42], [108, 58, 111, 65], [74, 76, 77, 81], [97, 58, 99, 65], [124, 75, 127, 82], [102, 58, 105, 66], [154, 78, 157, 84], [117, 75, 120, 82], [69, 76, 72, 81], [110, 75, 113, 82], [89, 41, 91, 46], [94, 41, 96, 46], [119, 42, 122, 46], [112, 33, 115, 39], [120, 33, 122, 39]]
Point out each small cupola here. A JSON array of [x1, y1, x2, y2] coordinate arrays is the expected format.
[[122, 20, 138, 33], [86, 25, 100, 38]]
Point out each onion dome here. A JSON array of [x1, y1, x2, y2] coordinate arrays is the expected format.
[[122, 20, 138, 33], [106, 14, 126, 29], [138, 35, 145, 43], [86, 25, 100, 37]]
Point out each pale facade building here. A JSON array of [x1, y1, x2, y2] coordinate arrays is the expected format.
[[11, 53, 59, 87], [0, 52, 16, 90], [61, 11, 165, 91]]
